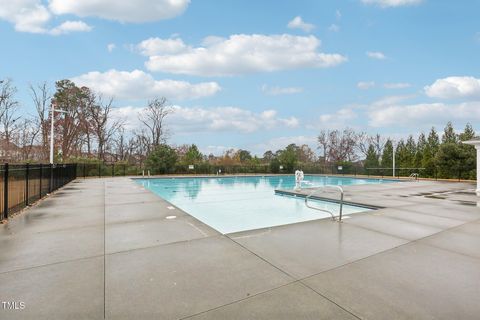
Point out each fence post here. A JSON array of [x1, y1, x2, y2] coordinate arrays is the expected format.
[[39, 165, 43, 197], [112, 163, 114, 177], [83, 163, 86, 179], [25, 163, 30, 206], [98, 163, 101, 178], [123, 164, 126, 176], [3, 163, 9, 220], [49, 164, 53, 193]]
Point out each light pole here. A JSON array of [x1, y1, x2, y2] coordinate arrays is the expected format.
[[49, 103, 68, 164], [392, 143, 396, 177]]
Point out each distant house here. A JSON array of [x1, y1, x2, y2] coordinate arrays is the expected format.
[[0, 139, 47, 163], [0, 139, 22, 162]]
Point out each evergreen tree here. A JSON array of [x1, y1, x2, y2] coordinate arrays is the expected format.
[[146, 144, 178, 174], [404, 135, 417, 168], [459, 123, 475, 141], [436, 143, 471, 179], [278, 144, 298, 172], [184, 144, 203, 164], [237, 149, 252, 163], [414, 132, 426, 169], [381, 139, 393, 175], [395, 139, 406, 168], [442, 121, 457, 144], [364, 144, 380, 174], [422, 127, 440, 177], [458, 123, 477, 179]]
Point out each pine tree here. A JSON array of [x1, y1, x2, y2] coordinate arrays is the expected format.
[[422, 127, 440, 177], [364, 144, 380, 174], [381, 139, 393, 175], [184, 144, 203, 164], [414, 132, 426, 169], [442, 121, 458, 144], [395, 139, 407, 175], [459, 123, 475, 141], [458, 123, 477, 179], [404, 135, 417, 168]]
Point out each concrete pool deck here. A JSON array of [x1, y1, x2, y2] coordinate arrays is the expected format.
[[0, 177, 479, 319]]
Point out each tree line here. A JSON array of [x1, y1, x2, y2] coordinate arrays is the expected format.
[[0, 78, 477, 180], [0, 79, 171, 165]]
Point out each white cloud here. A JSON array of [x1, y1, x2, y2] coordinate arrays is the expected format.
[[366, 51, 386, 60], [361, 0, 423, 8], [0, 0, 92, 35], [424, 76, 480, 99], [261, 85, 303, 96], [114, 105, 300, 134], [167, 107, 300, 133], [383, 82, 411, 89], [0, 0, 51, 33], [357, 81, 375, 89], [0, 0, 189, 34], [318, 108, 358, 129], [368, 100, 480, 127], [328, 24, 340, 32], [49, 20, 92, 35], [287, 16, 315, 33], [70, 69, 221, 101], [137, 37, 189, 56], [372, 94, 415, 107], [144, 34, 347, 76], [49, 0, 190, 23], [107, 43, 116, 52]]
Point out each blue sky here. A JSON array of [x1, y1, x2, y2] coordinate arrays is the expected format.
[[1, 0, 479, 155]]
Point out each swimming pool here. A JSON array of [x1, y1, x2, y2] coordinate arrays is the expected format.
[[136, 175, 395, 234]]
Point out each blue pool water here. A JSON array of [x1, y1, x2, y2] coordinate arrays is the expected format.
[[136, 175, 395, 234]]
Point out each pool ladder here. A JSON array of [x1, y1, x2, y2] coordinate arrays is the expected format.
[[304, 185, 344, 222]]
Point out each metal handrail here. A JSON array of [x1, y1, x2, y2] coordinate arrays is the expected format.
[[304, 185, 344, 222], [409, 173, 419, 181]]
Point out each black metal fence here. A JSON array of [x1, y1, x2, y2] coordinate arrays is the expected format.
[[75, 162, 476, 180], [365, 167, 475, 181], [1, 163, 77, 220], [76, 163, 329, 177], [1, 161, 474, 220]]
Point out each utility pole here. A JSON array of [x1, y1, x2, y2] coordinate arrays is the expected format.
[[392, 143, 396, 177]]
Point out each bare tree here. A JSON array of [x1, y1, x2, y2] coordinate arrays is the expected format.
[[30, 82, 51, 160], [317, 130, 330, 164], [317, 128, 360, 163], [138, 97, 173, 152], [87, 95, 123, 161], [15, 118, 40, 161], [132, 129, 151, 164], [113, 127, 128, 161], [370, 133, 386, 158], [0, 79, 20, 160], [357, 132, 385, 158]]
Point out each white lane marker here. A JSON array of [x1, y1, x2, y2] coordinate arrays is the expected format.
[[166, 215, 177, 219], [167, 206, 175, 210]]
